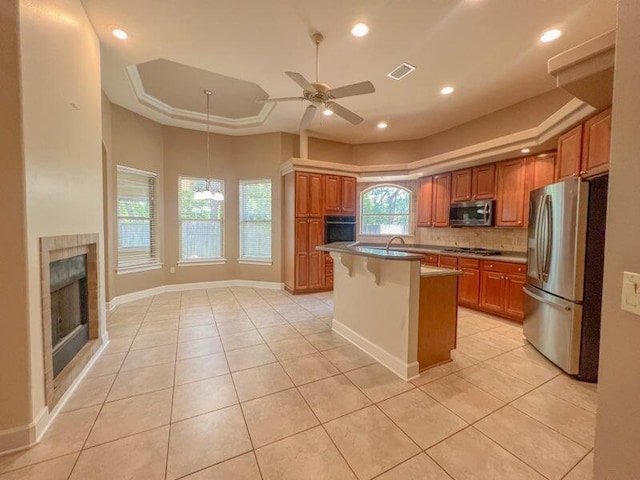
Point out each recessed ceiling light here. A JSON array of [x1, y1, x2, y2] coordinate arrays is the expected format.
[[377, 122, 388, 129], [521, 148, 531, 154], [322, 108, 333, 116], [111, 28, 128, 40], [417, 173, 423, 177], [352, 23, 369, 37], [540, 29, 562, 43], [440, 86, 454, 95]]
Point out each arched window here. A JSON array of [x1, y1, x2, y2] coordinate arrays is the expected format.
[[360, 184, 411, 236]]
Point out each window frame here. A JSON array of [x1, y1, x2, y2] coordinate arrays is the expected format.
[[116, 165, 161, 274], [177, 175, 226, 265], [359, 183, 412, 237], [238, 178, 273, 265]]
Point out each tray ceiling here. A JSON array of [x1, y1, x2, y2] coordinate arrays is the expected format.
[[83, 0, 617, 143]]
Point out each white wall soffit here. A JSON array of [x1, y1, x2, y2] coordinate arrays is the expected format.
[[280, 98, 596, 182], [126, 65, 276, 130]]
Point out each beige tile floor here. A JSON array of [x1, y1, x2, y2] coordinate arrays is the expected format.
[[0, 288, 598, 480]]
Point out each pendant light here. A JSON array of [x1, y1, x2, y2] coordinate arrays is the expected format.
[[193, 90, 224, 201]]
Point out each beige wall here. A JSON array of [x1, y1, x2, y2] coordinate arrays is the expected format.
[[106, 103, 291, 299], [19, 0, 105, 431], [109, 105, 165, 297], [0, 0, 32, 439], [594, 2, 640, 478], [307, 89, 572, 166]]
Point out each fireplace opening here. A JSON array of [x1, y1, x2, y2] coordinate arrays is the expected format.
[[50, 254, 89, 377]]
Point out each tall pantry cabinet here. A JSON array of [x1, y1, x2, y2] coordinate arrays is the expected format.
[[284, 171, 357, 293]]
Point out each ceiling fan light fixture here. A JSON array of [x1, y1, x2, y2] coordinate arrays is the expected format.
[[351, 23, 369, 37], [377, 121, 388, 129], [323, 108, 334, 116]]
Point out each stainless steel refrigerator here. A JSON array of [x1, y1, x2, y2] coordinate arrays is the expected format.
[[524, 176, 607, 382]]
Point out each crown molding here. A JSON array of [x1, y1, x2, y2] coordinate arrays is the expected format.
[[125, 65, 276, 131], [281, 98, 596, 182]]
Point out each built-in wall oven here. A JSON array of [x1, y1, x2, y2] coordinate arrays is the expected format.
[[325, 216, 356, 243]]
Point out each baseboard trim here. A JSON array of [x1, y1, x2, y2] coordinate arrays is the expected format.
[[0, 332, 110, 456], [106, 280, 285, 310], [332, 319, 420, 381]]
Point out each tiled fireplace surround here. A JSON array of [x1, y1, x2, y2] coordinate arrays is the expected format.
[[40, 234, 101, 410]]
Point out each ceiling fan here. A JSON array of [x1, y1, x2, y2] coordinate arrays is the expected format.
[[259, 32, 375, 130]]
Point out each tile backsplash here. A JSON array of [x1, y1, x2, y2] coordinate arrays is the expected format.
[[416, 226, 528, 252]]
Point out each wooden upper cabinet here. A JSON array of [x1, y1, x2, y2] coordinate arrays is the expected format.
[[581, 108, 611, 178], [555, 125, 583, 181], [472, 164, 496, 200], [340, 176, 356, 214], [416, 177, 434, 227], [527, 154, 556, 192], [308, 174, 323, 217], [324, 175, 341, 214], [323, 175, 356, 215], [296, 172, 323, 218], [495, 158, 526, 227], [451, 169, 472, 202], [432, 173, 452, 227]]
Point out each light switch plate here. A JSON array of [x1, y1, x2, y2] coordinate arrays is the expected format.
[[621, 272, 640, 315]]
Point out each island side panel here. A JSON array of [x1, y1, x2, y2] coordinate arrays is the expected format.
[[417, 275, 458, 370], [330, 252, 421, 380]]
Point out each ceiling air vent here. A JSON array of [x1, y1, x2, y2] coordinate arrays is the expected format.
[[387, 62, 416, 80]]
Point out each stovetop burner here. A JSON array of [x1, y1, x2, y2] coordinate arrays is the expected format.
[[441, 247, 502, 256]]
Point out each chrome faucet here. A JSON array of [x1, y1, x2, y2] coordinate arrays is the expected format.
[[385, 236, 406, 251]]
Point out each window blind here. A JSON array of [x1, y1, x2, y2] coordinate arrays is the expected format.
[[179, 177, 224, 261], [360, 185, 411, 236], [239, 180, 272, 262], [117, 166, 159, 269]]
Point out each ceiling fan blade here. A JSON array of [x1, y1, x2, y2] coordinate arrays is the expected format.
[[328, 81, 375, 99], [285, 72, 317, 92], [299, 105, 317, 130], [325, 102, 363, 125], [256, 97, 305, 103]]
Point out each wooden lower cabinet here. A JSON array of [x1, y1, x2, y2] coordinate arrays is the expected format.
[[479, 270, 505, 314], [458, 258, 480, 307], [294, 218, 324, 291], [478, 260, 526, 321]]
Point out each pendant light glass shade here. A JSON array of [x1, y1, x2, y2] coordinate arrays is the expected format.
[[194, 90, 224, 201]]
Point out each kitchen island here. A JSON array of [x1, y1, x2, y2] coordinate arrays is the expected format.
[[317, 242, 462, 380]]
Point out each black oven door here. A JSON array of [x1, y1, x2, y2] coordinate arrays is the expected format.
[[325, 216, 356, 243]]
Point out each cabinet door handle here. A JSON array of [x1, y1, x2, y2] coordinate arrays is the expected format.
[[580, 171, 587, 175], [571, 173, 578, 177]]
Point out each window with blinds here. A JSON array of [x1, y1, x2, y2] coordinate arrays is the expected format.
[[117, 166, 159, 270], [179, 177, 224, 261], [239, 180, 272, 262]]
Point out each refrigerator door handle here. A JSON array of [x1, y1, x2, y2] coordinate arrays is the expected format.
[[541, 195, 553, 282], [523, 285, 572, 311], [534, 197, 545, 281]]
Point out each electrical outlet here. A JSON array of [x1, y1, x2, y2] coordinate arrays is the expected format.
[[170, 267, 176, 274], [621, 272, 640, 315]]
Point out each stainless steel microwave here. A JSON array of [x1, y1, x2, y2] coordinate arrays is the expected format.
[[449, 200, 494, 227]]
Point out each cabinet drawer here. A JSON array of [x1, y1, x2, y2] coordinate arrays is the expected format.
[[458, 258, 480, 269], [482, 260, 526, 275], [439, 255, 458, 268], [325, 266, 334, 276], [324, 254, 334, 265]]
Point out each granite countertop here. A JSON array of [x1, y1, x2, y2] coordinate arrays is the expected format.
[[357, 242, 528, 264], [317, 242, 424, 260]]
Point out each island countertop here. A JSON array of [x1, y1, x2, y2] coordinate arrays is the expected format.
[[316, 242, 425, 260]]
